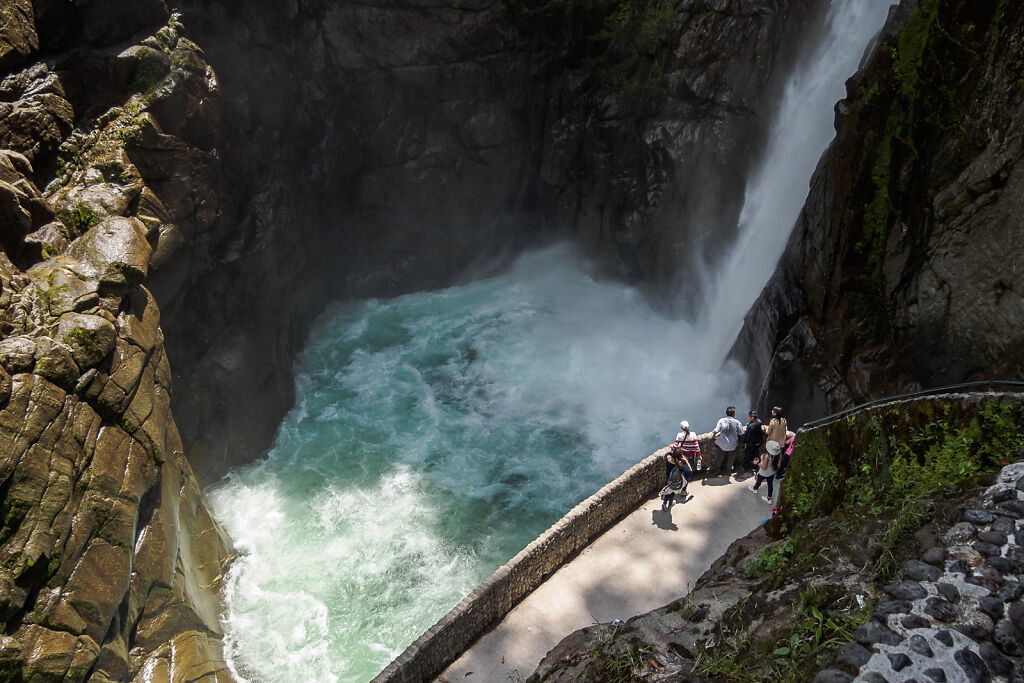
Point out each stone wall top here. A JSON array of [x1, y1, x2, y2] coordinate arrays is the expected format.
[[372, 431, 718, 683]]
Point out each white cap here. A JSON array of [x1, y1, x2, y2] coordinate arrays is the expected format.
[[679, 420, 689, 430], [766, 440, 781, 455]]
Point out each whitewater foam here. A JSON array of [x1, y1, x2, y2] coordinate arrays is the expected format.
[[211, 2, 897, 679], [209, 245, 748, 681]]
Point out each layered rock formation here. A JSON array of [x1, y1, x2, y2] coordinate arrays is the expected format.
[[0, 7, 234, 681], [0, 0, 840, 678], [736, 0, 1024, 417]]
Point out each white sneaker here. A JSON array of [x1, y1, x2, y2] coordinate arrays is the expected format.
[[747, 485, 756, 493], [761, 496, 772, 504]]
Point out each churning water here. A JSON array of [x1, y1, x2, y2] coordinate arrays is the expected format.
[[209, 1, 895, 680], [209, 246, 747, 681]]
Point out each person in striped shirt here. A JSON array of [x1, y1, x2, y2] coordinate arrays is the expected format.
[[671, 420, 702, 477]]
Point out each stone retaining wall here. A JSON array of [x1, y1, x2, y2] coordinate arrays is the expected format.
[[371, 432, 718, 683]]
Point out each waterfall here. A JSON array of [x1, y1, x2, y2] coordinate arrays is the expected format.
[[695, 0, 895, 366], [209, 2, 897, 681]]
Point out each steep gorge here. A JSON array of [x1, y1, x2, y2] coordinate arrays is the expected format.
[[2, 0, 1021, 680], [0, 0, 827, 679], [163, 0, 825, 482]]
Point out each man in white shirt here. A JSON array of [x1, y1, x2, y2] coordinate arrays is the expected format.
[[710, 406, 745, 478]]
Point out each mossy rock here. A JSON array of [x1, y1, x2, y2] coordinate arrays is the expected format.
[[32, 336, 80, 389], [56, 313, 116, 370]]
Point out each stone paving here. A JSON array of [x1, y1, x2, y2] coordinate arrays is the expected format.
[[813, 462, 1024, 683]]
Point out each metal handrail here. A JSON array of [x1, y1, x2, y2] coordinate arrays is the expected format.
[[800, 380, 1024, 431]]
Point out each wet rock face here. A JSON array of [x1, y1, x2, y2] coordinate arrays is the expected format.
[[176, 0, 821, 291], [735, 0, 1024, 415], [127, 0, 825, 480], [0, 8, 235, 681]]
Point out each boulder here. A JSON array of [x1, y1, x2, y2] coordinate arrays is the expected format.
[[0, 0, 38, 70], [56, 313, 117, 369], [0, 65, 74, 163], [67, 216, 153, 289]]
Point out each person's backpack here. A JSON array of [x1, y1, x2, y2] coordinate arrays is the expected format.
[[666, 466, 684, 491]]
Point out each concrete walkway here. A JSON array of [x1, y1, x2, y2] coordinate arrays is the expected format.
[[437, 472, 772, 682]]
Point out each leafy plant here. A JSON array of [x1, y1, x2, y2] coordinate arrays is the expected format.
[[769, 597, 869, 678], [58, 202, 99, 234], [744, 538, 796, 579]]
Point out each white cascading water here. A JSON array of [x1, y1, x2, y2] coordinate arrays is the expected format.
[[209, 1, 894, 681], [696, 0, 895, 365]]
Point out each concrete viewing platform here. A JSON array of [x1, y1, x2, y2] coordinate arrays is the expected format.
[[437, 472, 772, 681]]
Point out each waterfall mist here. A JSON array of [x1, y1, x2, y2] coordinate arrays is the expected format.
[[209, 245, 748, 682], [208, 1, 896, 681]]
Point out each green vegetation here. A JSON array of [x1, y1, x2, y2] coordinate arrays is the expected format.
[[35, 270, 70, 318], [694, 588, 871, 681], [769, 593, 870, 679], [58, 202, 99, 234], [0, 498, 29, 547], [743, 537, 795, 579], [778, 398, 1024, 579], [846, 0, 1012, 343], [113, 261, 143, 282], [584, 626, 652, 682], [783, 400, 1023, 523], [130, 46, 169, 95], [63, 327, 101, 356], [98, 160, 130, 185]]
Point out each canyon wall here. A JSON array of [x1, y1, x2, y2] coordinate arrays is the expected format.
[[0, 5, 235, 680], [157, 0, 826, 480], [11, 0, 1016, 678], [0, 0, 838, 678], [735, 0, 1024, 418]]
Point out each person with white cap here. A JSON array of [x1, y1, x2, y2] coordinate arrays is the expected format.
[[747, 439, 781, 503], [672, 420, 702, 476]]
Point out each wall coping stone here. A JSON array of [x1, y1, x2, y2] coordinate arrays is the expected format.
[[371, 431, 718, 683]]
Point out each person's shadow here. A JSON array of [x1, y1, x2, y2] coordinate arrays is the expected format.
[[651, 507, 678, 530], [652, 494, 691, 530]]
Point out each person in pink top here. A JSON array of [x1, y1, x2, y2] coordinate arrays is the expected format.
[[777, 429, 799, 480]]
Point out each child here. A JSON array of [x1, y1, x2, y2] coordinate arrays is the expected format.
[[660, 448, 691, 508], [747, 440, 781, 504]]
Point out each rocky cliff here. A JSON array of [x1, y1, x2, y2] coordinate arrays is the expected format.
[[0, 5, 234, 681], [735, 0, 1024, 418], [160, 0, 825, 481], [0, 0, 847, 678]]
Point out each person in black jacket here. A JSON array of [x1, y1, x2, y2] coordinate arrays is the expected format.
[[742, 409, 764, 473]]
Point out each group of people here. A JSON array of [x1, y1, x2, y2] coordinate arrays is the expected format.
[[659, 406, 796, 510]]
